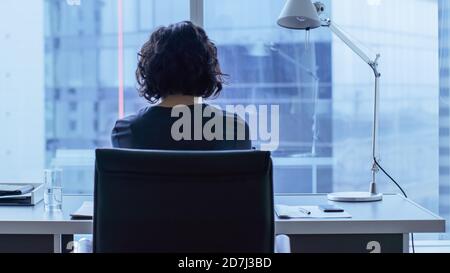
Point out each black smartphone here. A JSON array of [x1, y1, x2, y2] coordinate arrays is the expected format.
[[319, 205, 344, 213]]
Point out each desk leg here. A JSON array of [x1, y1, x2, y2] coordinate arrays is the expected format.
[[53, 234, 75, 253], [53, 234, 62, 253], [403, 233, 410, 253]]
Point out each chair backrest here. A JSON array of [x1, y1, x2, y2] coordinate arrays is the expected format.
[[93, 149, 274, 253]]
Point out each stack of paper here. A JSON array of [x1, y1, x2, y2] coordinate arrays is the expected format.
[[275, 204, 352, 219], [0, 193, 32, 205], [0, 184, 35, 205], [0, 184, 34, 196], [71, 201, 94, 220]]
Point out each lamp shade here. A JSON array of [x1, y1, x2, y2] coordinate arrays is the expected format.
[[277, 0, 321, 30]]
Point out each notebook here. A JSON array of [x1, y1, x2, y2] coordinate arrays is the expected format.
[[71, 201, 93, 220], [0, 184, 34, 197], [0, 193, 32, 206], [275, 204, 352, 219]]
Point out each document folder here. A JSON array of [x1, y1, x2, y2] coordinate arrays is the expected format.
[[0, 183, 44, 206]]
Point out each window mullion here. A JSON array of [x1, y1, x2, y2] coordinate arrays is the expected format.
[[190, 0, 204, 27]]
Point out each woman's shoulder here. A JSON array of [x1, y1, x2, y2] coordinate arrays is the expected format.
[[202, 105, 250, 138], [113, 111, 137, 128], [111, 107, 155, 148], [223, 110, 248, 128], [112, 107, 152, 134]]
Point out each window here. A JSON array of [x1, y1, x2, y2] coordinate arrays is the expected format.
[[0, 0, 447, 238], [69, 102, 78, 112], [204, 0, 333, 194], [44, 0, 190, 194], [204, 0, 441, 238]]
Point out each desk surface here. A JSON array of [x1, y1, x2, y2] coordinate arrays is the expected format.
[[275, 194, 446, 235], [0, 194, 445, 236], [0, 195, 92, 234]]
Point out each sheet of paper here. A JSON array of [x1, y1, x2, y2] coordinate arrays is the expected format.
[[275, 205, 352, 219], [71, 201, 93, 219]]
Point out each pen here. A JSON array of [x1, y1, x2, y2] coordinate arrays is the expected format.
[[298, 207, 311, 215]]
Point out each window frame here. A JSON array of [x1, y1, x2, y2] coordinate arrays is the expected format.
[[190, 0, 204, 27]]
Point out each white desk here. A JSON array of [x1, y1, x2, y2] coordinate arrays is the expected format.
[[0, 195, 92, 253], [275, 194, 446, 253], [0, 194, 445, 253]]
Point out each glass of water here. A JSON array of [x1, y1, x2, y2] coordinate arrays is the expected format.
[[44, 169, 63, 212]]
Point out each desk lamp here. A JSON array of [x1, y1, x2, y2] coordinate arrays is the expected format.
[[278, 0, 383, 202]]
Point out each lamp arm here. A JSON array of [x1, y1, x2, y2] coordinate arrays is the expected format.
[[323, 19, 382, 194], [323, 19, 375, 66]]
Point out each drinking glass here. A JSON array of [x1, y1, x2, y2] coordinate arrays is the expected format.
[[44, 169, 63, 212]]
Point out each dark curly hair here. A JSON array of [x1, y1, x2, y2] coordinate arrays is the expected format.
[[136, 21, 227, 103]]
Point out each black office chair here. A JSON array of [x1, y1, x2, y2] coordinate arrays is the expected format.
[[93, 149, 283, 253]]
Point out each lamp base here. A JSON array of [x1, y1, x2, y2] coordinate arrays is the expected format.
[[327, 192, 383, 202]]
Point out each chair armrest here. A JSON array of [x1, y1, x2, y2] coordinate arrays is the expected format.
[[275, 235, 291, 253]]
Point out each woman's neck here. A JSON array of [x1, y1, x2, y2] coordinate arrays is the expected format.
[[157, 95, 202, 108]]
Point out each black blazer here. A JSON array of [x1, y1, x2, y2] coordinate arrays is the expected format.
[[111, 104, 252, 150]]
